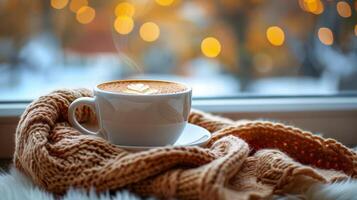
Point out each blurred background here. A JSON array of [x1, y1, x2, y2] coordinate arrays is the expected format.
[[0, 0, 356, 100]]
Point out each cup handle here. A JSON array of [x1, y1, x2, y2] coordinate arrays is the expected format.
[[68, 97, 105, 138]]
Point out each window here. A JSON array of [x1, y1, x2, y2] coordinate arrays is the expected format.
[[0, 0, 356, 100], [1, 1, 357, 160]]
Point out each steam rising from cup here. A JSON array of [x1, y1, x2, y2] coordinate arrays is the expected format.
[[111, 0, 153, 73]]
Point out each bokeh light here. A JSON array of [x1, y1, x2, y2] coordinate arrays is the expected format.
[[201, 37, 222, 58], [76, 6, 95, 24], [312, 1, 324, 15], [155, 0, 175, 6], [311, 0, 324, 15], [336, 1, 352, 18], [318, 27, 333, 45], [69, 0, 88, 13], [114, 16, 134, 35], [304, 0, 318, 12], [299, 0, 324, 14], [266, 26, 285, 46], [354, 25, 357, 36], [115, 2, 135, 17], [51, 0, 69, 9], [140, 22, 160, 42]]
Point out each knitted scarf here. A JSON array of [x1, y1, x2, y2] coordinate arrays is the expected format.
[[14, 89, 357, 200]]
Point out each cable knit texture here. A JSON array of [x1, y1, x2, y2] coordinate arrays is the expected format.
[[14, 89, 357, 200]]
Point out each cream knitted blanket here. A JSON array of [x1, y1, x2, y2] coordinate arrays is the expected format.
[[14, 89, 357, 200]]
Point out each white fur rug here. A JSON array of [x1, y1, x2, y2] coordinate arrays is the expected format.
[[0, 168, 151, 200], [1, 167, 357, 200]]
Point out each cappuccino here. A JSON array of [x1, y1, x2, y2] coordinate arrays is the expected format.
[[98, 80, 187, 95], [69, 79, 192, 146]]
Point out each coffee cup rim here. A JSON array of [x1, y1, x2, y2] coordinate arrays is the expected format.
[[95, 79, 192, 96]]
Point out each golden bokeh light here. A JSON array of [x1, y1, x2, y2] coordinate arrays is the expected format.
[[155, 0, 174, 6], [115, 2, 135, 17], [299, 0, 324, 15], [76, 6, 95, 24], [140, 22, 160, 42], [114, 16, 134, 35], [266, 26, 285, 46], [336, 1, 352, 18], [311, 0, 324, 14], [70, 0, 88, 13], [318, 27, 333, 45], [201, 37, 222, 58], [354, 25, 357, 36], [304, 0, 318, 12], [51, 0, 69, 9]]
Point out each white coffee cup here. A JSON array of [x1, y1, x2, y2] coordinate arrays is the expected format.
[[68, 80, 192, 146]]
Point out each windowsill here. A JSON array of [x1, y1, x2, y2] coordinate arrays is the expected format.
[[2, 96, 357, 116]]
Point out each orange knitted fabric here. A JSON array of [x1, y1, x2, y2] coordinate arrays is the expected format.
[[14, 89, 357, 200]]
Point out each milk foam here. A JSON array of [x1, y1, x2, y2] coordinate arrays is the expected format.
[[122, 83, 159, 94], [98, 80, 187, 94]]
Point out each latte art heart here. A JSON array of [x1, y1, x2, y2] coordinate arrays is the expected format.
[[128, 83, 149, 92], [124, 83, 159, 94]]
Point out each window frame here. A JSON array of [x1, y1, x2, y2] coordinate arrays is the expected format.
[[2, 94, 357, 116]]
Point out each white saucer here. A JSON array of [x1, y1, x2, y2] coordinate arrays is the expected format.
[[117, 123, 211, 151]]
